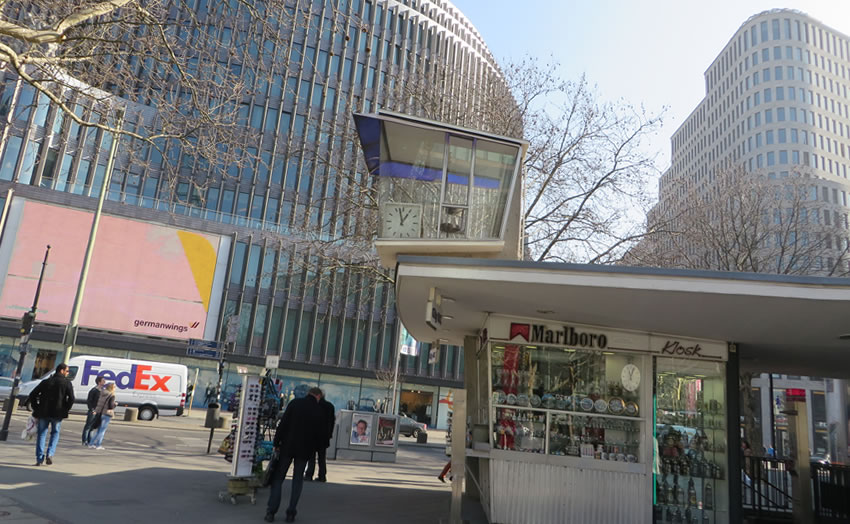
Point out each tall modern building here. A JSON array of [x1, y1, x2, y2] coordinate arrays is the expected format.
[[649, 9, 850, 275], [647, 10, 850, 457], [0, 0, 518, 428]]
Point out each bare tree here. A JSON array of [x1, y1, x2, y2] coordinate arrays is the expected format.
[[628, 166, 850, 277], [0, 1, 348, 202], [499, 58, 664, 263]]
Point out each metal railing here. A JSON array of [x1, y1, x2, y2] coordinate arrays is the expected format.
[[741, 456, 793, 517], [812, 462, 850, 523]]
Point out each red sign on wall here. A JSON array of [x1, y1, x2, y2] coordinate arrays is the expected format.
[[785, 388, 806, 402]]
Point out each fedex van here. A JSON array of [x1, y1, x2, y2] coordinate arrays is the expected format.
[[19, 355, 188, 421]]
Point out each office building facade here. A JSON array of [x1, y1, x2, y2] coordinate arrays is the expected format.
[[0, 0, 517, 427]]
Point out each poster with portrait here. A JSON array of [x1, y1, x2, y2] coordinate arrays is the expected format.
[[376, 415, 397, 447], [350, 413, 373, 445]]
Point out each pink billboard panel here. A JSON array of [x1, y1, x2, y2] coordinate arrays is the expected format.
[[0, 200, 223, 339]]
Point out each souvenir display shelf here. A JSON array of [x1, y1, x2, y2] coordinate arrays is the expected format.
[[653, 358, 728, 524], [490, 343, 646, 465]]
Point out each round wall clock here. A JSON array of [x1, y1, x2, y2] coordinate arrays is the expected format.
[[621, 363, 641, 392]]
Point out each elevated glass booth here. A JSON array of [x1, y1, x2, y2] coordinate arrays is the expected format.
[[353, 111, 526, 266]]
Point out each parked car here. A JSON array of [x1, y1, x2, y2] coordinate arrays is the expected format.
[[399, 413, 427, 438], [811, 454, 831, 464], [0, 376, 13, 398]]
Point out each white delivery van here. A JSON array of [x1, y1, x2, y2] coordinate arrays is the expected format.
[[19, 355, 188, 421]]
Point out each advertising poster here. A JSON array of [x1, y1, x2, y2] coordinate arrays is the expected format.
[[376, 415, 397, 446], [0, 199, 227, 340], [350, 413, 373, 445]]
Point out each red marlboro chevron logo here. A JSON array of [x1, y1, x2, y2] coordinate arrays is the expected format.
[[509, 323, 530, 342]]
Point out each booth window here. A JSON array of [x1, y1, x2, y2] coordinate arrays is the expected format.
[[490, 343, 644, 462]]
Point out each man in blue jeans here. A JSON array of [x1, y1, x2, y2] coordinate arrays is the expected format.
[[82, 375, 105, 445], [265, 387, 325, 523], [28, 363, 75, 466]]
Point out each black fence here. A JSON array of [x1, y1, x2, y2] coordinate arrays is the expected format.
[[741, 456, 793, 517], [812, 462, 850, 523]]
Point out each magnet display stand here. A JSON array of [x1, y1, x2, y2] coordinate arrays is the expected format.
[[218, 375, 262, 505]]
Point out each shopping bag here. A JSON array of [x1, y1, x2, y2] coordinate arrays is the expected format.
[[20, 415, 37, 440], [217, 434, 233, 455], [262, 450, 280, 487]]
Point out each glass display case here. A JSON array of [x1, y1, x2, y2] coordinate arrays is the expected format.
[[653, 358, 728, 524], [490, 343, 645, 463]]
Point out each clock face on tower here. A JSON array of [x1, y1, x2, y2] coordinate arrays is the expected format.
[[381, 203, 422, 238]]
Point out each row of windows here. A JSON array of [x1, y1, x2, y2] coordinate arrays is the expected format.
[[743, 43, 850, 84], [743, 67, 849, 115]]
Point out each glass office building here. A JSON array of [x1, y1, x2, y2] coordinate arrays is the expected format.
[[0, 0, 515, 427]]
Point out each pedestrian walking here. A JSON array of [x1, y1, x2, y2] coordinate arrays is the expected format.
[[437, 461, 452, 482], [205, 383, 214, 406], [82, 375, 106, 445], [88, 383, 117, 449], [303, 392, 335, 482], [264, 387, 325, 523], [27, 363, 75, 466]]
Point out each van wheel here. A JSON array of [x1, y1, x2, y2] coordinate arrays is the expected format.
[[138, 406, 157, 421]]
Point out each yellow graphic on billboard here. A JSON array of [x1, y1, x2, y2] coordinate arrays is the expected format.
[[177, 231, 217, 312]]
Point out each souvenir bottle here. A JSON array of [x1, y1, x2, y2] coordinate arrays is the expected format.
[[704, 482, 713, 510], [674, 507, 683, 524], [666, 477, 675, 505], [666, 506, 675, 523], [688, 477, 697, 506], [702, 510, 710, 524], [675, 482, 685, 508], [685, 508, 693, 523], [657, 479, 665, 504]]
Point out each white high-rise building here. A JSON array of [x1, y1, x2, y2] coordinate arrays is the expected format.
[[649, 9, 850, 275]]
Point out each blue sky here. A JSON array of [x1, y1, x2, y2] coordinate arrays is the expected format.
[[452, 1, 850, 173]]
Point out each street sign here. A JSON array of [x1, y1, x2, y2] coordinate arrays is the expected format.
[[186, 347, 220, 359], [265, 355, 279, 369], [188, 339, 221, 349]]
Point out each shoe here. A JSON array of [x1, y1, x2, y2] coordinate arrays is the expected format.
[[302, 476, 313, 481], [34, 462, 42, 467], [437, 475, 445, 483], [315, 477, 326, 482], [46, 457, 52, 465], [88, 445, 96, 448], [284, 514, 295, 523], [263, 513, 274, 523], [96, 446, 105, 450]]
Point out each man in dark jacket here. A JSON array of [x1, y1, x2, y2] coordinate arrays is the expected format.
[[82, 375, 105, 445], [303, 393, 335, 482], [28, 363, 75, 466], [265, 387, 325, 523]]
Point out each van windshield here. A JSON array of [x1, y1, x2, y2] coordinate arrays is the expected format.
[[37, 366, 79, 381]]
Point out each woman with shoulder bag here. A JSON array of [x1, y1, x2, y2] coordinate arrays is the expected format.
[[88, 383, 117, 450]]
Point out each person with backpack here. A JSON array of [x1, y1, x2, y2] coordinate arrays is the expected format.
[[28, 363, 75, 466]]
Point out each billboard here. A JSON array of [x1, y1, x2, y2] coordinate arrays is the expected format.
[[0, 199, 229, 340]]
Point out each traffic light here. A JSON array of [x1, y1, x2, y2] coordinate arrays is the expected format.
[[20, 311, 35, 336]]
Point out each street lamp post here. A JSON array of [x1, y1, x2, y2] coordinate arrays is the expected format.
[[62, 113, 122, 364], [0, 245, 51, 441]]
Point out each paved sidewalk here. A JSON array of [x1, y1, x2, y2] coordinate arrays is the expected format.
[[0, 411, 467, 524]]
